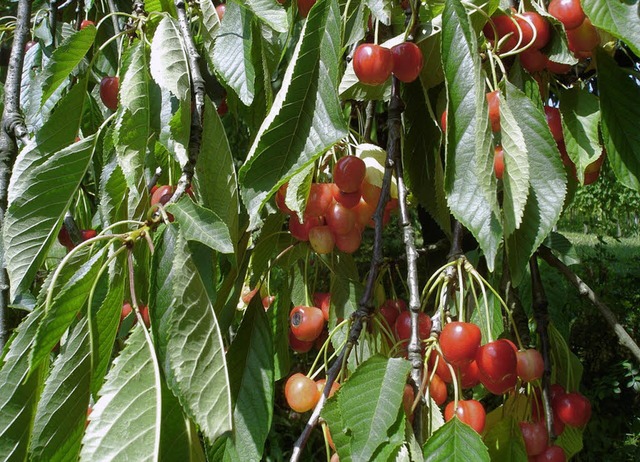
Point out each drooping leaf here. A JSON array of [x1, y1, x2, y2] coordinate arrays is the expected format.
[[237, 0, 288, 32], [201, 0, 221, 54], [167, 198, 234, 254], [340, 0, 365, 48], [80, 327, 163, 461], [41, 26, 96, 104], [284, 163, 314, 219], [239, 0, 348, 228], [596, 48, 640, 191], [442, 0, 501, 270], [0, 310, 46, 462], [150, 15, 190, 101], [582, 0, 640, 57], [423, 418, 490, 461], [4, 133, 95, 301], [30, 319, 92, 462]]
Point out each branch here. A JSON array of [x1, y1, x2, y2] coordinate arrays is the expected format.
[[49, 0, 57, 48], [538, 245, 640, 363], [529, 254, 555, 440], [169, 0, 205, 204], [0, 0, 33, 352], [106, 0, 121, 35], [500, 251, 531, 347], [363, 100, 375, 143]]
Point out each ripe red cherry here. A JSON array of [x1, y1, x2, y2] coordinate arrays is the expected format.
[[379, 300, 401, 329], [290, 305, 325, 341], [309, 225, 335, 254], [494, 145, 505, 180], [297, 0, 316, 18], [99, 76, 119, 111], [517, 12, 551, 50], [58, 226, 75, 251], [334, 226, 362, 253], [444, 399, 486, 433], [215, 4, 226, 20], [305, 183, 334, 216], [353, 199, 375, 229], [151, 184, 174, 206], [546, 60, 572, 74], [403, 384, 415, 418], [289, 214, 324, 241], [139, 305, 150, 328], [24, 40, 37, 52], [394, 311, 432, 341], [566, 18, 600, 54], [457, 360, 481, 389], [80, 20, 95, 29], [326, 202, 356, 235], [390, 42, 423, 83], [550, 383, 566, 403], [313, 292, 331, 321], [516, 348, 544, 382], [554, 392, 591, 427], [353, 44, 394, 85], [439, 322, 481, 367], [440, 111, 447, 133], [120, 302, 133, 321], [535, 445, 567, 462], [285, 373, 319, 412], [548, 0, 585, 30], [289, 330, 314, 353], [332, 185, 361, 209], [316, 378, 340, 398], [519, 421, 549, 456], [360, 181, 382, 206], [217, 98, 228, 116], [544, 106, 563, 142], [486, 91, 501, 132], [428, 351, 452, 383], [476, 339, 518, 393], [484, 15, 520, 53], [81, 229, 97, 241], [334, 156, 366, 193], [275, 183, 293, 214], [520, 48, 549, 73], [429, 374, 448, 406]]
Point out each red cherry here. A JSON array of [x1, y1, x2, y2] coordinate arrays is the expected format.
[[353, 44, 394, 85], [429, 374, 448, 406], [58, 226, 75, 251], [444, 399, 486, 433], [517, 12, 551, 50], [494, 145, 505, 180], [308, 225, 335, 254], [428, 351, 453, 383], [334, 226, 362, 254], [290, 305, 325, 341], [151, 184, 174, 206], [519, 421, 549, 456], [544, 106, 563, 142], [80, 229, 97, 241], [285, 373, 319, 412], [215, 4, 226, 20], [584, 150, 606, 175], [548, 0, 585, 30], [484, 15, 520, 53], [24, 40, 37, 52], [316, 379, 340, 398], [334, 156, 366, 193], [276, 183, 293, 214], [353, 199, 375, 229], [555, 392, 591, 427], [217, 98, 228, 116], [241, 287, 259, 304], [120, 302, 133, 321], [403, 384, 415, 418], [289, 214, 324, 241], [99, 76, 119, 111], [535, 445, 567, 462], [476, 339, 518, 394], [440, 322, 482, 367], [379, 300, 401, 329], [550, 383, 566, 403], [326, 202, 356, 235], [80, 20, 95, 29], [440, 111, 447, 133], [360, 181, 382, 206], [390, 42, 423, 83], [394, 311, 432, 341], [297, 0, 316, 18], [332, 185, 362, 209], [546, 60, 572, 74], [520, 48, 549, 73], [139, 305, 150, 328], [313, 292, 331, 321], [516, 349, 544, 382], [486, 91, 501, 132], [566, 18, 600, 54], [458, 360, 481, 389], [289, 330, 314, 353], [305, 183, 334, 216]]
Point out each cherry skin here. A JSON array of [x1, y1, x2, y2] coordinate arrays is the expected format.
[[353, 44, 394, 86], [476, 339, 518, 393], [80, 20, 95, 29], [306, 183, 334, 216], [535, 445, 567, 462], [139, 305, 150, 328], [403, 384, 415, 419], [428, 351, 453, 383], [353, 199, 375, 229], [290, 305, 325, 341], [548, 0, 585, 30], [151, 184, 174, 206], [566, 18, 600, 54], [379, 300, 401, 329], [517, 12, 551, 50], [99, 76, 120, 111], [429, 374, 448, 406], [297, 0, 316, 18], [58, 226, 75, 251], [390, 42, 424, 83], [439, 321, 482, 367], [394, 311, 432, 341], [316, 378, 340, 398], [285, 373, 319, 412], [457, 360, 481, 389], [334, 226, 362, 254], [546, 60, 572, 74], [215, 4, 226, 20], [484, 15, 520, 53], [289, 330, 314, 353], [520, 48, 549, 73], [289, 214, 325, 241], [326, 202, 356, 235], [313, 292, 331, 321], [308, 225, 335, 254], [334, 156, 366, 193], [332, 186, 361, 209], [544, 106, 563, 142], [275, 183, 293, 214], [120, 302, 133, 321], [555, 392, 591, 427], [486, 91, 501, 132], [516, 348, 544, 382], [494, 145, 505, 180], [444, 399, 486, 433], [440, 110, 447, 133], [519, 421, 549, 456], [25, 40, 37, 52]]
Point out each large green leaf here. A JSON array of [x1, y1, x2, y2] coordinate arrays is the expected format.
[[504, 81, 567, 285], [558, 87, 601, 183], [150, 16, 190, 101], [80, 327, 163, 461], [40, 26, 96, 104], [423, 418, 490, 461], [596, 48, 640, 191], [239, 0, 348, 229], [166, 233, 233, 442], [442, 0, 501, 270], [4, 132, 95, 301], [0, 310, 46, 462], [167, 198, 234, 254], [213, 1, 257, 106], [30, 319, 92, 462], [237, 0, 288, 32], [201, 0, 221, 55], [483, 416, 527, 462], [582, 0, 640, 57]]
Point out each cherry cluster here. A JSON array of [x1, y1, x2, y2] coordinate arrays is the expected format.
[[120, 301, 150, 328], [352, 41, 423, 86], [548, 0, 600, 59], [277, 156, 398, 255]]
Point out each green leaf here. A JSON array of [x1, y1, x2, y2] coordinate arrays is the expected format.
[[285, 163, 314, 219], [555, 424, 583, 458], [470, 291, 504, 344], [195, 97, 239, 245], [582, 0, 640, 57], [442, 0, 501, 270], [483, 416, 527, 462], [323, 396, 352, 461], [558, 87, 601, 183], [150, 15, 190, 101], [98, 152, 128, 227], [167, 198, 234, 254], [341, 0, 365, 48], [41, 26, 96, 104], [201, 0, 221, 55], [237, 0, 288, 32], [4, 134, 95, 301], [543, 232, 580, 266], [365, 0, 392, 25], [166, 233, 233, 442], [80, 327, 163, 461], [548, 324, 583, 391], [596, 48, 640, 191], [30, 319, 91, 462], [239, 0, 348, 229], [504, 81, 567, 285], [0, 310, 46, 462], [213, 1, 257, 106], [423, 418, 490, 461]]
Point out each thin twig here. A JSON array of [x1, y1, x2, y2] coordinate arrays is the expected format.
[[363, 101, 375, 143], [49, 0, 57, 48], [538, 245, 640, 363], [106, 0, 121, 35]]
